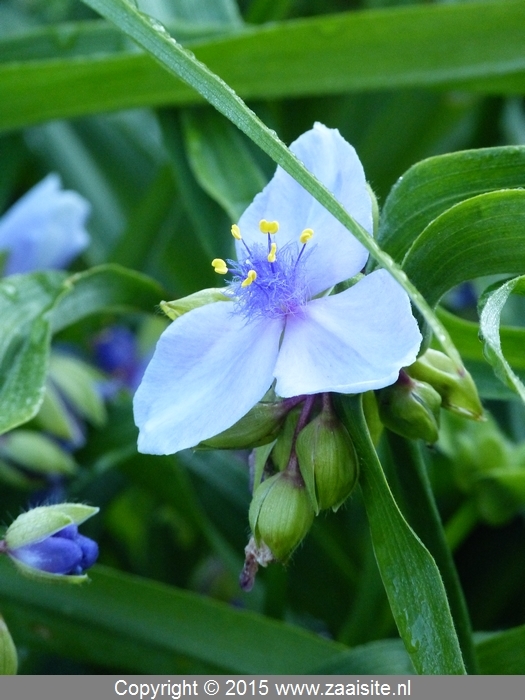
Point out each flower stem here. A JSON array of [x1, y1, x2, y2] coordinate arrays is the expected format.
[[384, 430, 478, 674]]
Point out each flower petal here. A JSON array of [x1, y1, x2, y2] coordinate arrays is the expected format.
[[274, 269, 422, 396], [236, 123, 371, 295], [10, 537, 83, 575], [0, 174, 90, 274], [134, 301, 284, 454]]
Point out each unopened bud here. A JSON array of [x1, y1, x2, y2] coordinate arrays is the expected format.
[[0, 616, 17, 675], [249, 472, 314, 562], [295, 406, 358, 513], [407, 349, 483, 420], [377, 372, 441, 443], [4, 504, 99, 582], [199, 401, 290, 449]]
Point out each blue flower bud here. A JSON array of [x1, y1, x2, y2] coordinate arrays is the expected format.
[[3, 503, 99, 582], [9, 524, 98, 576]]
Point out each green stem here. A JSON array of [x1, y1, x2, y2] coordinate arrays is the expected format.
[[385, 431, 478, 674], [445, 500, 479, 552], [336, 394, 466, 675]]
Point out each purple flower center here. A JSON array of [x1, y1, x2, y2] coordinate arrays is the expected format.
[[213, 221, 314, 321]]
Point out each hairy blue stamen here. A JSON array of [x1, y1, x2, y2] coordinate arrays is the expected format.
[[212, 221, 314, 321]]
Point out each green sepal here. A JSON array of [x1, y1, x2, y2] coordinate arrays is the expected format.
[[0, 616, 17, 674], [296, 407, 359, 514], [249, 472, 314, 562], [251, 441, 277, 495], [198, 401, 290, 450], [407, 349, 483, 420], [5, 504, 99, 550], [270, 407, 301, 471], [160, 288, 229, 321], [8, 557, 89, 584]]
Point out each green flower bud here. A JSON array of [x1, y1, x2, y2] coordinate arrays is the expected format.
[[270, 407, 301, 472], [0, 430, 77, 479], [0, 616, 17, 675], [407, 349, 483, 420], [249, 472, 314, 562], [295, 407, 358, 513], [377, 372, 441, 443], [5, 503, 99, 551], [199, 401, 290, 450], [160, 289, 229, 321]]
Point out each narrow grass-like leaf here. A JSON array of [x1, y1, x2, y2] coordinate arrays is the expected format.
[[478, 276, 525, 403], [78, 0, 464, 369], [337, 395, 466, 675], [476, 624, 525, 674], [378, 146, 525, 264], [181, 109, 267, 221], [0, 559, 345, 673], [403, 190, 525, 307], [4, 3, 525, 131]]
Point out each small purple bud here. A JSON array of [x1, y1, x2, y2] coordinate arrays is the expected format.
[[8, 525, 98, 576]]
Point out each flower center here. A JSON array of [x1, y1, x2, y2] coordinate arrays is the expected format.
[[212, 220, 314, 320]]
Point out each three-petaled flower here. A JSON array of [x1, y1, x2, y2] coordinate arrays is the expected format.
[[134, 123, 422, 455]]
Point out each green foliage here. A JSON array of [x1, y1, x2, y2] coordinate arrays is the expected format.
[[0, 0, 524, 678]]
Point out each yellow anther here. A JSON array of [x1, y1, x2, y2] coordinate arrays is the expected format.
[[212, 258, 228, 275], [300, 228, 314, 244], [259, 219, 279, 235], [241, 269, 257, 287], [267, 242, 277, 263], [231, 224, 242, 240]]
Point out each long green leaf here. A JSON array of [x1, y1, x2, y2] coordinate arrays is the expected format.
[[478, 276, 525, 403], [0, 559, 344, 673], [378, 146, 525, 264], [4, 2, 525, 132], [403, 190, 525, 307], [337, 395, 466, 675], [77, 0, 464, 369], [476, 624, 525, 674]]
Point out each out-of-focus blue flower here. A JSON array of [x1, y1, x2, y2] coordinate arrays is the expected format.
[[8, 523, 98, 576], [0, 174, 90, 275], [134, 123, 422, 455], [93, 326, 148, 393]]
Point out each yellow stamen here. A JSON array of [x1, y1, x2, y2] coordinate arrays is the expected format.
[[212, 258, 228, 275], [259, 219, 279, 234], [241, 269, 257, 287], [267, 242, 277, 263], [231, 224, 242, 240], [300, 228, 314, 244]]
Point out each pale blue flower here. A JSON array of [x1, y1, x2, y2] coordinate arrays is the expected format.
[[134, 123, 422, 455], [0, 174, 90, 275]]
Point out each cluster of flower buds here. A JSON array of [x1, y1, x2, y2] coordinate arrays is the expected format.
[[1, 503, 99, 582], [375, 349, 483, 444], [235, 395, 359, 590]]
